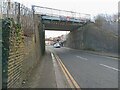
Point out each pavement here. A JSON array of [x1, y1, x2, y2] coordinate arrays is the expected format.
[[22, 47, 71, 88]]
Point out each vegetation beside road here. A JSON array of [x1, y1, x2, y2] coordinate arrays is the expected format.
[[65, 14, 118, 54]]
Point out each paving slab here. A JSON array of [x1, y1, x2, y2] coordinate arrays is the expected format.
[[22, 50, 57, 88], [22, 49, 70, 88]]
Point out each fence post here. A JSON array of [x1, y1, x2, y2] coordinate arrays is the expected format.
[[0, 2, 2, 89], [7, 0, 10, 18], [17, 3, 20, 24], [32, 6, 36, 43]]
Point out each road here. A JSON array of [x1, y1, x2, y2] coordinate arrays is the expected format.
[[48, 46, 118, 88]]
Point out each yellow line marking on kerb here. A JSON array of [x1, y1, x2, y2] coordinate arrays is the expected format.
[[52, 53, 80, 89]]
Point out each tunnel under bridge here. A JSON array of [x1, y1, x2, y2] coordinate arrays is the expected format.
[[32, 5, 91, 55]]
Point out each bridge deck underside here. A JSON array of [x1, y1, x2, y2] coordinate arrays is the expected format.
[[43, 20, 85, 31], [41, 15, 88, 31]]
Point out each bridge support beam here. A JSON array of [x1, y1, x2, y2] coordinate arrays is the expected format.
[[39, 23, 45, 55], [33, 14, 45, 56], [39, 15, 45, 55]]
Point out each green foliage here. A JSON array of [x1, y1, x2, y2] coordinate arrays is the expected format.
[[2, 18, 11, 50], [2, 18, 24, 53]]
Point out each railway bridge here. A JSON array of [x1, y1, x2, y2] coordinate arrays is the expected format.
[[32, 5, 91, 54], [1, 1, 91, 88]]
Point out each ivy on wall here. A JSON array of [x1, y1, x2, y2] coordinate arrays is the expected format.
[[2, 18, 25, 88]]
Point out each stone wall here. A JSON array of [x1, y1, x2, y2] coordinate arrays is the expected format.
[[1, 2, 42, 88], [66, 23, 118, 53]]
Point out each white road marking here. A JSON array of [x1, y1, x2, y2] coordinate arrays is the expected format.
[[51, 52, 80, 88], [65, 47, 119, 61], [51, 53, 64, 88], [100, 64, 119, 71], [76, 55, 88, 61], [105, 56, 118, 60]]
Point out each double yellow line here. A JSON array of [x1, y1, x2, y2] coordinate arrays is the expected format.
[[52, 53, 81, 89]]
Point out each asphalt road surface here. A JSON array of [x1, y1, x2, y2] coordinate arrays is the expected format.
[[48, 46, 118, 88]]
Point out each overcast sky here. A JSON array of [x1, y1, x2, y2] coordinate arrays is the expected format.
[[13, 0, 119, 38], [14, 0, 119, 15]]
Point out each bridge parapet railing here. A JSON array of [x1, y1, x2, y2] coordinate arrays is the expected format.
[[32, 5, 91, 21]]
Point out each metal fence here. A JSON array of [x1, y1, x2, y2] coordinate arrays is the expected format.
[[33, 5, 91, 20], [1, 1, 39, 88]]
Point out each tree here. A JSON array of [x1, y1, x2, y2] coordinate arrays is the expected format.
[[94, 14, 107, 27]]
